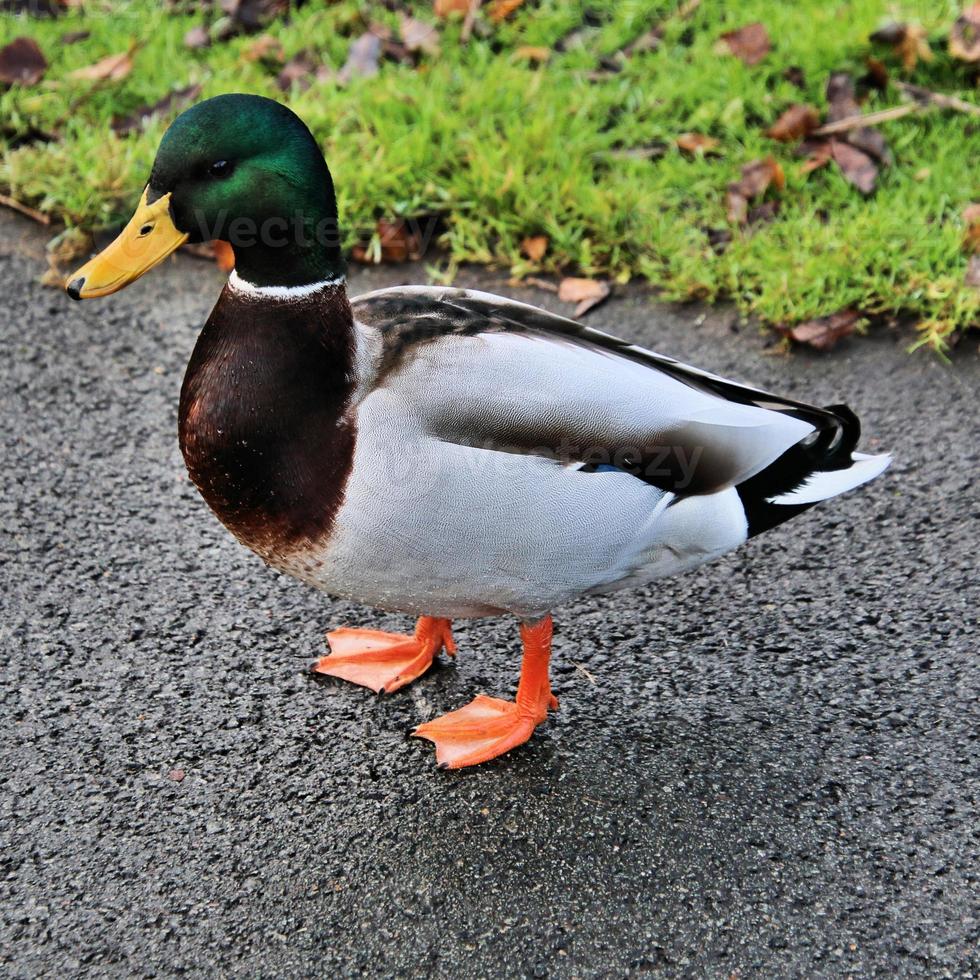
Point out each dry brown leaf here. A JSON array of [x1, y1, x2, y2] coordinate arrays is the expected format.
[[799, 138, 834, 175], [224, 0, 289, 33], [489, 0, 525, 23], [558, 277, 610, 318], [111, 84, 202, 135], [897, 23, 932, 71], [863, 55, 889, 90], [434, 0, 470, 16], [0, 37, 47, 87], [825, 72, 892, 166], [70, 48, 133, 82], [950, 3, 980, 62], [747, 199, 780, 227], [830, 140, 877, 194], [966, 253, 980, 288], [871, 21, 932, 71], [766, 104, 819, 142], [520, 235, 548, 262], [338, 32, 381, 84], [676, 132, 720, 155], [352, 219, 425, 264], [60, 31, 91, 46], [962, 203, 980, 252], [184, 26, 210, 50], [718, 22, 770, 66], [726, 156, 783, 225], [243, 34, 284, 62], [513, 45, 550, 63], [400, 15, 440, 56], [277, 51, 319, 91], [826, 72, 859, 122], [777, 309, 859, 351]]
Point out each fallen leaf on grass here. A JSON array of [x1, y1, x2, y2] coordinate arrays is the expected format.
[[863, 55, 889, 90], [0, 37, 47, 86], [224, 0, 289, 33], [826, 71, 860, 121], [512, 45, 550, 63], [776, 309, 859, 351], [184, 25, 210, 49], [60, 30, 91, 45], [243, 34, 284, 62], [400, 15, 440, 56], [69, 48, 133, 82], [950, 3, 980, 62], [111, 83, 202, 135], [434, 0, 470, 16], [965, 253, 980, 288], [489, 0, 525, 23], [824, 72, 892, 166], [718, 22, 770, 66], [870, 21, 932, 71], [799, 138, 834, 174], [962, 203, 980, 252], [726, 156, 783, 225], [676, 132, 720, 155], [352, 219, 425, 264], [277, 51, 321, 91], [520, 235, 548, 262], [558, 277, 610, 318], [746, 199, 780, 227], [830, 140, 877, 194], [766, 104, 819, 142], [338, 32, 381, 84]]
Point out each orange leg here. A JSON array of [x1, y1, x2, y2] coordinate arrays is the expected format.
[[413, 615, 559, 769], [313, 616, 455, 695]]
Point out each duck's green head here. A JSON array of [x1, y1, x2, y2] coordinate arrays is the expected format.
[[67, 94, 343, 299]]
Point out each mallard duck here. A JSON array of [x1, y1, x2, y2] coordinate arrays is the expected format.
[[66, 94, 890, 768]]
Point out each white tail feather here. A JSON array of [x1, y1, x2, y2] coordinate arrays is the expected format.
[[767, 452, 891, 506]]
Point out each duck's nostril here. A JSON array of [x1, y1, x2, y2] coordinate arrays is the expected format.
[[66, 276, 85, 301], [139, 223, 153, 236]]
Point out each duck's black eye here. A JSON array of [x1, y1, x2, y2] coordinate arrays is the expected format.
[[209, 159, 233, 178]]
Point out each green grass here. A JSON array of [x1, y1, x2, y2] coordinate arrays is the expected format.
[[1, 0, 978, 350]]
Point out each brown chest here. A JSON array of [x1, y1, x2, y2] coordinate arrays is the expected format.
[[178, 285, 357, 561]]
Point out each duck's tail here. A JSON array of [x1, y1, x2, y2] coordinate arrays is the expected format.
[[735, 404, 891, 538]]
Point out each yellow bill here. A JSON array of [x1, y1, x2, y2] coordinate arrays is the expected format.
[[66, 187, 188, 300]]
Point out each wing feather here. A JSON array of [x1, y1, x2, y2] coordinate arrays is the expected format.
[[352, 286, 821, 494]]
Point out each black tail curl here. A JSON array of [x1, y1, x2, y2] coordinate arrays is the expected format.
[[736, 403, 861, 538]]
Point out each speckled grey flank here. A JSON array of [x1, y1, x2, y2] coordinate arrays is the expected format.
[[1, 210, 977, 979]]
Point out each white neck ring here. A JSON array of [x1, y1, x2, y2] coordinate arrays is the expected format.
[[227, 269, 345, 300]]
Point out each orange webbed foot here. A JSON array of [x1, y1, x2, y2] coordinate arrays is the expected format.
[[413, 615, 558, 769], [313, 616, 455, 694], [414, 694, 552, 769]]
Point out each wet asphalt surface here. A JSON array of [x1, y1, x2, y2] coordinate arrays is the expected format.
[[1, 209, 978, 978]]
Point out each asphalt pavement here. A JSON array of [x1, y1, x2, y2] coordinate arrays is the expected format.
[[1, 210, 978, 978]]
